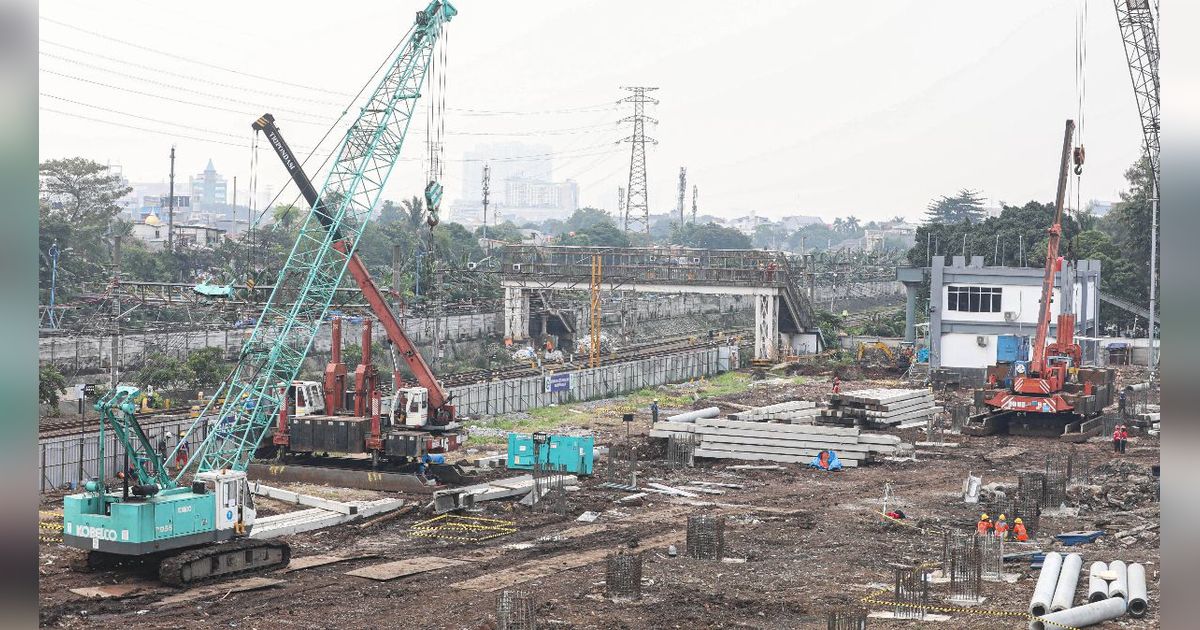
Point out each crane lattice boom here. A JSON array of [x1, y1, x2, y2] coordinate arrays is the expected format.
[[178, 1, 456, 480]]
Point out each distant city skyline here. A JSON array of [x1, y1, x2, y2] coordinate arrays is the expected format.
[[39, 2, 1146, 223]]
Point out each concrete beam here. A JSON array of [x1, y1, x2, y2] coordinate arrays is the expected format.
[[500, 280, 777, 298]]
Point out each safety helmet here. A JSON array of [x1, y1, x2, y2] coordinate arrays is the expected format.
[[980, 513, 989, 520], [999, 514, 1006, 520], [1015, 517, 1023, 524]]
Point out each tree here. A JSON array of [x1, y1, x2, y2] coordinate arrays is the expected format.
[[559, 221, 630, 247], [272, 203, 302, 229], [844, 215, 861, 233], [924, 189, 986, 224], [39, 158, 132, 302], [402, 195, 426, 230], [136, 354, 192, 390], [671, 222, 752, 249], [1100, 157, 1157, 293], [563, 207, 613, 233], [185, 347, 229, 389], [39, 365, 67, 412]]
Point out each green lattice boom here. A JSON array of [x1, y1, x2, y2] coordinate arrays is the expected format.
[[171, 1, 457, 482]]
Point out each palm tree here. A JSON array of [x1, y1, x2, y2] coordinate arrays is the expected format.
[[272, 204, 301, 229], [402, 195, 425, 230]]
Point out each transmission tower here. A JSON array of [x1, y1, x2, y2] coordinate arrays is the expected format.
[[691, 185, 698, 224], [619, 86, 658, 235], [1113, 0, 1160, 373], [676, 167, 687, 226]]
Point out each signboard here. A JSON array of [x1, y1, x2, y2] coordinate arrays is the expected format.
[[545, 372, 571, 394], [83, 383, 97, 397], [160, 195, 191, 207]]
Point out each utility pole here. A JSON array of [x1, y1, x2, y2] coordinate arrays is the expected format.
[[619, 86, 658, 236], [481, 163, 490, 247], [167, 145, 176, 253], [109, 235, 121, 389], [676, 166, 687, 227], [691, 185, 698, 225]]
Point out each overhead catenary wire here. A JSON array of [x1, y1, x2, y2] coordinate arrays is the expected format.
[[39, 15, 355, 98]]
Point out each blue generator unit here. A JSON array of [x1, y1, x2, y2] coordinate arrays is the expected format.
[[506, 433, 594, 475]]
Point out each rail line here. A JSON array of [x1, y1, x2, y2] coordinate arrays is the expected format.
[[40, 328, 750, 439]]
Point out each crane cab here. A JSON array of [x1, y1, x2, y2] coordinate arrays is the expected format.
[[288, 381, 326, 417], [398, 387, 430, 427]]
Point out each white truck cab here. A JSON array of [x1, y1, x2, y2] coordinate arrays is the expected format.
[[382, 387, 430, 428]]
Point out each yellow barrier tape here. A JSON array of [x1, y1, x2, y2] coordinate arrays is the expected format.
[[408, 514, 517, 543]]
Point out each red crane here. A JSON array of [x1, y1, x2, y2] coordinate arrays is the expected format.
[[973, 119, 1113, 436], [253, 114, 455, 427]]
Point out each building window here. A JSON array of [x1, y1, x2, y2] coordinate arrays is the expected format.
[[947, 286, 1002, 313]]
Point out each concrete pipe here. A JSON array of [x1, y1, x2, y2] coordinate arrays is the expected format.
[[1050, 553, 1084, 612], [1029, 552, 1064, 617], [1124, 382, 1151, 393], [1108, 560, 1129, 602], [1029, 596, 1129, 630], [666, 407, 721, 423], [1127, 563, 1148, 618], [1086, 561, 1109, 603]]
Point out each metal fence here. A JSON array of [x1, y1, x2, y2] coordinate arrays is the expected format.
[[38, 417, 208, 492], [447, 344, 746, 417]]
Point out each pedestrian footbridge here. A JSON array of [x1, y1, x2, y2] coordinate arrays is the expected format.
[[498, 245, 822, 360]]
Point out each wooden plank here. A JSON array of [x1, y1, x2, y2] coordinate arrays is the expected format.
[[70, 583, 151, 599], [696, 417, 860, 437], [695, 448, 859, 467], [345, 556, 470, 581], [697, 426, 861, 445], [156, 577, 285, 607], [279, 553, 378, 573]]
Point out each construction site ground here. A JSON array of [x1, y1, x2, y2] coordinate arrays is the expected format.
[[38, 368, 1160, 629]]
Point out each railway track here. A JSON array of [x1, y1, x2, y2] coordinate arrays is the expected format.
[[40, 328, 750, 439]]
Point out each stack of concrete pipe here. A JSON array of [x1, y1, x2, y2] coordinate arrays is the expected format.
[[1029, 554, 1150, 629]]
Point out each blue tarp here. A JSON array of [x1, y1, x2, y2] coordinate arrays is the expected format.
[[809, 449, 843, 471]]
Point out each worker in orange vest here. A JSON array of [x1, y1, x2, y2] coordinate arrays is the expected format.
[[994, 514, 1009, 539], [1013, 517, 1029, 542], [976, 513, 992, 535], [1112, 425, 1123, 453], [832, 376, 841, 394]]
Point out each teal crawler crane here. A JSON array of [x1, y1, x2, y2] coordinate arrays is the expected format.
[[62, 0, 457, 585]]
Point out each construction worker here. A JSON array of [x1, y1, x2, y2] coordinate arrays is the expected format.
[[1119, 425, 1129, 454], [994, 514, 1009, 539], [650, 399, 660, 425], [1118, 390, 1127, 418], [1112, 424, 1123, 453], [1013, 517, 1029, 542], [832, 376, 842, 394], [976, 513, 992, 535]]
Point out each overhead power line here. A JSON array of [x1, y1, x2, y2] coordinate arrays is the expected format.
[[39, 15, 355, 98], [40, 53, 337, 123]]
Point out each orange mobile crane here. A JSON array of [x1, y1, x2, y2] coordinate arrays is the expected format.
[[967, 119, 1115, 437]]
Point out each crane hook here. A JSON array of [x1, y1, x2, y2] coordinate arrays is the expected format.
[[1073, 146, 1085, 175]]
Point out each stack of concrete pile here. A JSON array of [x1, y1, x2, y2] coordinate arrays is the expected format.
[[726, 400, 822, 424], [1027, 552, 1150, 629], [650, 417, 906, 468], [818, 388, 938, 429]]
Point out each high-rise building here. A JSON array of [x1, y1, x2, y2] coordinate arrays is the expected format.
[[189, 159, 228, 212]]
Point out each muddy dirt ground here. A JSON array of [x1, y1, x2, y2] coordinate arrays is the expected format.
[[38, 369, 1160, 629]]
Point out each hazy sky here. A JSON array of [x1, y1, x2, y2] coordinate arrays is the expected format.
[[38, 0, 1147, 223]]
